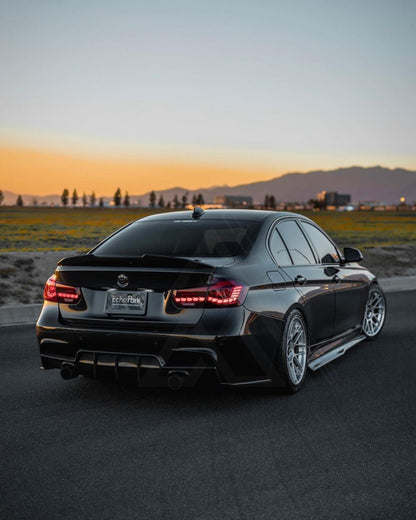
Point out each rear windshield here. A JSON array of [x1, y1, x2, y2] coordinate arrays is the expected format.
[[93, 219, 261, 258]]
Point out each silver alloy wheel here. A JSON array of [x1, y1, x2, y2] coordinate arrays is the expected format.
[[286, 315, 307, 385], [362, 288, 386, 337]]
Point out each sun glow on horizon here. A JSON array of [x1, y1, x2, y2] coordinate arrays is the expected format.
[[0, 143, 286, 196], [1, 141, 415, 197]]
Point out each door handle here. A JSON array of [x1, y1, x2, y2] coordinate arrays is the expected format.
[[333, 275, 341, 283], [295, 275, 307, 285]]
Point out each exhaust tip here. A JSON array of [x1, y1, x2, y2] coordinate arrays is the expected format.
[[168, 370, 189, 390], [60, 363, 78, 380]]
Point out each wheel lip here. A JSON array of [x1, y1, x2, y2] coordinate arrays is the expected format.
[[285, 314, 307, 385], [362, 287, 386, 337]]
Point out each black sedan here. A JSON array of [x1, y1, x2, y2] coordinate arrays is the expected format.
[[36, 208, 386, 392]]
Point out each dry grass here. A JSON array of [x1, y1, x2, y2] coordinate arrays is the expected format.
[[303, 211, 416, 249], [1, 206, 416, 252], [1, 207, 416, 305], [0, 207, 162, 251]]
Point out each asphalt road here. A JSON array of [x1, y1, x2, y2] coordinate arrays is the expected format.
[[1, 292, 416, 520]]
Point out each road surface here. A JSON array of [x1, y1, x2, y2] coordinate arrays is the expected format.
[[1, 291, 415, 519]]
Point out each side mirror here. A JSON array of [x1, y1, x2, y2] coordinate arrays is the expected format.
[[343, 247, 363, 263]]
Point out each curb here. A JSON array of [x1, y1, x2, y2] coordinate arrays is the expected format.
[[0, 304, 42, 327], [378, 276, 416, 294], [0, 277, 415, 326]]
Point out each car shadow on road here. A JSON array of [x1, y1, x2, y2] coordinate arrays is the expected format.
[[50, 373, 293, 415]]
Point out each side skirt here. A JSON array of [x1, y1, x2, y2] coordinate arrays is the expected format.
[[308, 334, 366, 371], [220, 378, 272, 387]]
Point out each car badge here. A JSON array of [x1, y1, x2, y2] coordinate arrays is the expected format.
[[117, 273, 129, 288]]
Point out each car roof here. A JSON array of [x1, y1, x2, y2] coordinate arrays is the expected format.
[[138, 209, 307, 223]]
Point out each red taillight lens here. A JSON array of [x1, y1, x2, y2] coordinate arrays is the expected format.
[[43, 275, 81, 304], [56, 283, 81, 304], [206, 281, 246, 306], [43, 275, 57, 302], [173, 287, 208, 307], [173, 280, 247, 308]]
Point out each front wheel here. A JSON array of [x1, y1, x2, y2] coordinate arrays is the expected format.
[[275, 309, 308, 393], [362, 284, 386, 340]]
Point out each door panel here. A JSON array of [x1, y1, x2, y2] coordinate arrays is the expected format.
[[299, 218, 368, 335], [272, 219, 338, 345], [281, 265, 336, 344], [333, 266, 369, 335]]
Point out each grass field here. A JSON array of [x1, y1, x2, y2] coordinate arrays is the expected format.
[[0, 207, 160, 251], [1, 206, 416, 252], [1, 206, 416, 305]]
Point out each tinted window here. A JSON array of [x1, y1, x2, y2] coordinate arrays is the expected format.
[[301, 222, 340, 264], [93, 219, 261, 258], [269, 229, 292, 266], [277, 220, 315, 265]]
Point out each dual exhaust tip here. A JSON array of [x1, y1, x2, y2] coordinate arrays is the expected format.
[[60, 363, 189, 389], [167, 370, 189, 390], [60, 363, 78, 380]]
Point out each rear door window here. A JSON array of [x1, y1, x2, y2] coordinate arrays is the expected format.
[[269, 228, 292, 266], [277, 220, 316, 265]]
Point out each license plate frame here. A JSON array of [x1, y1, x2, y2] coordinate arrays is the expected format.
[[105, 289, 148, 315]]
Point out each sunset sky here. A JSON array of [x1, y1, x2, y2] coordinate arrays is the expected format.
[[0, 0, 415, 195]]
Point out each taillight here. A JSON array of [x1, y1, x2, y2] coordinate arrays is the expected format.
[[43, 275, 58, 302], [43, 275, 81, 304], [206, 280, 247, 306], [173, 280, 248, 308], [173, 286, 207, 306]]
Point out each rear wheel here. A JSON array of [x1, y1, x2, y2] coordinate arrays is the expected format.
[[275, 309, 308, 393], [362, 284, 386, 340]]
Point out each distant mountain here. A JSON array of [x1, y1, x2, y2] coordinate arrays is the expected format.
[[1, 166, 415, 206], [137, 166, 416, 205], [0, 190, 63, 207]]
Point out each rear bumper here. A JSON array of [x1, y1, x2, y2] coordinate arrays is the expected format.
[[36, 304, 280, 386], [42, 349, 218, 387]]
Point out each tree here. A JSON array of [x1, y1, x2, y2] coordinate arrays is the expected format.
[[196, 193, 204, 205], [0, 190, 4, 205], [158, 195, 165, 208], [90, 191, 96, 207], [269, 195, 276, 210], [308, 198, 326, 210], [71, 189, 79, 207], [113, 187, 122, 206], [82, 193, 88, 207], [149, 190, 156, 208], [192, 194, 198, 206], [99, 197, 104, 208], [61, 188, 69, 207], [264, 194, 270, 209], [123, 191, 130, 207], [16, 195, 24, 207], [173, 194, 180, 209], [181, 193, 188, 208]]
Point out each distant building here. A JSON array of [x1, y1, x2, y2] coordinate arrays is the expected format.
[[358, 201, 381, 211], [214, 195, 253, 208], [317, 191, 351, 207]]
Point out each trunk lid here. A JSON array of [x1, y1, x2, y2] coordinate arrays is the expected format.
[[55, 254, 222, 328]]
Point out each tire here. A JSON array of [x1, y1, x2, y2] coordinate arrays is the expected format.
[[362, 284, 386, 340], [275, 309, 308, 393]]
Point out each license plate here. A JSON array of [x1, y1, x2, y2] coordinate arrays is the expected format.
[[105, 290, 148, 315]]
